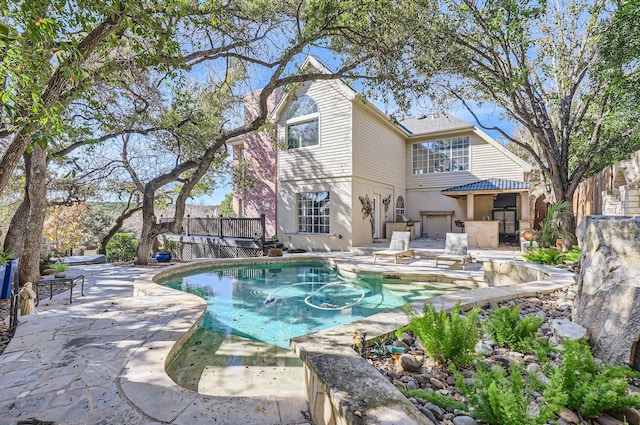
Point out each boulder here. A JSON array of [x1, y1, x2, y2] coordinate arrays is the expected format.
[[595, 413, 625, 425], [399, 354, 422, 372], [607, 407, 640, 425], [557, 407, 580, 424], [573, 216, 640, 367], [400, 332, 414, 346], [550, 319, 588, 342], [452, 415, 478, 425]]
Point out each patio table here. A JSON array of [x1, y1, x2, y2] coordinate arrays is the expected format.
[[35, 274, 85, 306]]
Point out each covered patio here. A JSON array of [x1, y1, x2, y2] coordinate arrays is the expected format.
[[441, 178, 531, 248]]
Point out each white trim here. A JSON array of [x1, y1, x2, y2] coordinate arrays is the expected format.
[[286, 116, 320, 149]]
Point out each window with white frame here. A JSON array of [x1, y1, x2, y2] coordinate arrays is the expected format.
[[395, 196, 405, 217], [297, 192, 330, 234], [286, 95, 319, 149], [412, 136, 469, 174]]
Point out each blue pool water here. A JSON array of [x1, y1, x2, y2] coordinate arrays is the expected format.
[[161, 262, 445, 349]]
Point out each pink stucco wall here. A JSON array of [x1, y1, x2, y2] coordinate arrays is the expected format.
[[233, 89, 282, 238]]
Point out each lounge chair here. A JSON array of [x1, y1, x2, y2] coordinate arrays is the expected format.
[[373, 231, 414, 264], [435, 233, 469, 269]]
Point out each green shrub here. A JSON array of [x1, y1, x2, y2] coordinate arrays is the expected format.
[[398, 301, 480, 366], [106, 232, 138, 263], [454, 362, 565, 425], [534, 201, 573, 248], [562, 245, 581, 263], [0, 248, 15, 266], [550, 339, 640, 418], [400, 388, 466, 410], [523, 246, 581, 266], [522, 248, 565, 265], [482, 305, 543, 352]]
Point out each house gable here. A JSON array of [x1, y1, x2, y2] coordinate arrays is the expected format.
[[277, 79, 354, 182], [405, 125, 531, 191], [270, 56, 357, 120]]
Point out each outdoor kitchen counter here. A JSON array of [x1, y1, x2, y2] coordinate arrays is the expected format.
[[464, 220, 499, 248]]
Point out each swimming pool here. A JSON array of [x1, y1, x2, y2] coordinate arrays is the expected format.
[[160, 262, 446, 349]]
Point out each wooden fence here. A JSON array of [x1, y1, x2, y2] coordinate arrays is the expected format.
[[159, 215, 266, 243], [573, 166, 615, 226]]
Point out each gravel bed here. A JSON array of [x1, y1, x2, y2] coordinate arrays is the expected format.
[[363, 285, 640, 425]]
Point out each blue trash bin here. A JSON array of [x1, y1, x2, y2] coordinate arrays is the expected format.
[[1, 258, 19, 299]]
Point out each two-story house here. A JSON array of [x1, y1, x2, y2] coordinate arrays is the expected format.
[[231, 56, 532, 251]]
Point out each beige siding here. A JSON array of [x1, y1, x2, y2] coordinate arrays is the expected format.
[[406, 132, 525, 190], [471, 143, 525, 180], [278, 80, 352, 183], [277, 178, 352, 252], [350, 103, 408, 244], [352, 103, 406, 191], [406, 191, 465, 237], [351, 178, 399, 245]]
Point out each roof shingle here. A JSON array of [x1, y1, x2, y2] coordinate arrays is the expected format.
[[399, 113, 473, 135], [442, 178, 530, 193]]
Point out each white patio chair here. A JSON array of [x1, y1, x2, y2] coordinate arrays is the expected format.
[[373, 231, 414, 264], [435, 233, 469, 269]]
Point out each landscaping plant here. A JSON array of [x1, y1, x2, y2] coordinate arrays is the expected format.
[[562, 246, 581, 263], [533, 201, 573, 248], [398, 301, 480, 366], [522, 246, 581, 266], [522, 248, 566, 265], [482, 305, 543, 352], [0, 249, 14, 266], [551, 339, 640, 418], [454, 362, 566, 425], [400, 388, 466, 411], [106, 232, 139, 263], [50, 262, 68, 273], [159, 235, 179, 255]]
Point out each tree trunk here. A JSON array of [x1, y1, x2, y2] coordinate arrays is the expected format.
[[135, 214, 156, 266], [3, 153, 31, 257], [19, 146, 48, 284], [134, 185, 159, 266], [3, 197, 30, 257], [0, 130, 33, 199], [551, 183, 579, 249]]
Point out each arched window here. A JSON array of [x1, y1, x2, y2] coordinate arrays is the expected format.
[[286, 95, 319, 149], [395, 196, 405, 217]]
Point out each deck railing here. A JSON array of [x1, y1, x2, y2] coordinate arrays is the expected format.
[[159, 214, 266, 241]]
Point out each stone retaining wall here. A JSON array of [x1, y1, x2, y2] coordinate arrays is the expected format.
[[483, 259, 575, 286]]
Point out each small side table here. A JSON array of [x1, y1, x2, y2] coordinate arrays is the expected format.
[[35, 274, 85, 306]]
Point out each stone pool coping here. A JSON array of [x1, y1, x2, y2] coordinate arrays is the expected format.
[[124, 256, 576, 425]]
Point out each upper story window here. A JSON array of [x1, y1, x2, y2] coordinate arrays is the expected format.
[[286, 95, 319, 149], [412, 136, 470, 174]]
